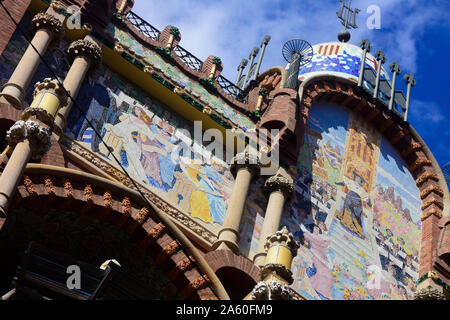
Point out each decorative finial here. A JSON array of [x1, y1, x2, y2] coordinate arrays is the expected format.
[[336, 0, 360, 42], [282, 39, 313, 89]]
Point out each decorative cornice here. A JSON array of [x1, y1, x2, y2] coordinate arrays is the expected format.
[[67, 39, 102, 69], [31, 12, 64, 38]]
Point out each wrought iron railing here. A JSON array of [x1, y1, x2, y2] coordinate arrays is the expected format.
[[125, 12, 249, 104], [173, 45, 203, 72], [216, 75, 247, 102], [126, 11, 161, 41]]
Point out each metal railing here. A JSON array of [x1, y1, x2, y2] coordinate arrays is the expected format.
[[173, 45, 203, 72], [126, 11, 161, 41], [216, 75, 247, 102], [125, 11, 248, 104]]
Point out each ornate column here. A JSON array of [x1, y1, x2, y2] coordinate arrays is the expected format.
[[0, 12, 64, 108], [212, 149, 261, 253], [0, 78, 66, 216], [247, 227, 299, 300], [253, 168, 294, 266], [54, 35, 102, 133]]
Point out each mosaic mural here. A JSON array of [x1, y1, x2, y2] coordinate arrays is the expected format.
[[64, 63, 235, 233], [238, 178, 267, 259], [106, 24, 255, 131], [0, 16, 235, 235], [278, 102, 421, 300], [296, 41, 389, 84]]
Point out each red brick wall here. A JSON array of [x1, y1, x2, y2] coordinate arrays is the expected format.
[[420, 214, 442, 277], [0, 0, 32, 56]]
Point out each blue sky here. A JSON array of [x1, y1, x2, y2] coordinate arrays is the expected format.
[[133, 0, 450, 168]]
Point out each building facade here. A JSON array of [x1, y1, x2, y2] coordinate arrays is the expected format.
[[0, 0, 448, 300]]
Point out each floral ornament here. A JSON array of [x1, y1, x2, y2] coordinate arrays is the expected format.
[[258, 87, 268, 97], [6, 120, 52, 160], [169, 26, 180, 37], [212, 56, 222, 66]]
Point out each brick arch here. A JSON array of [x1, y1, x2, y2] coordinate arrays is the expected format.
[[204, 250, 260, 299], [295, 75, 448, 279], [0, 102, 21, 123], [2, 165, 221, 300]]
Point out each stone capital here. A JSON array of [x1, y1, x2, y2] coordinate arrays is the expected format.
[[264, 226, 299, 256], [230, 149, 262, 178], [414, 285, 446, 300], [6, 120, 51, 160], [31, 12, 64, 38], [264, 167, 294, 198], [67, 39, 102, 69], [32, 78, 67, 101], [251, 280, 294, 300]]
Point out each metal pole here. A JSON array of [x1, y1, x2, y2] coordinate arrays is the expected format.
[[373, 50, 386, 99], [345, 0, 352, 29], [388, 62, 401, 111], [253, 35, 271, 81], [358, 39, 371, 87], [404, 73, 416, 122], [235, 58, 248, 85], [242, 47, 259, 89]]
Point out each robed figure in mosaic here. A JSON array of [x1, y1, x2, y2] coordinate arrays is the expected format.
[[335, 171, 370, 239]]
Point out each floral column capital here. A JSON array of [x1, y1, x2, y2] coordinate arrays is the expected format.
[[67, 39, 102, 70], [264, 167, 294, 199], [31, 12, 64, 38], [230, 147, 262, 178]]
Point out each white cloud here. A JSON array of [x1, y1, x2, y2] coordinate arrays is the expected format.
[[132, 0, 449, 79], [410, 100, 445, 123]]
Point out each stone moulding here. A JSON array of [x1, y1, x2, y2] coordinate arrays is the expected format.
[[60, 137, 218, 245]]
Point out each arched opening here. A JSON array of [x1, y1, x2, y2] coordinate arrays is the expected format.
[[0, 206, 181, 299], [261, 120, 285, 131], [215, 266, 256, 300]]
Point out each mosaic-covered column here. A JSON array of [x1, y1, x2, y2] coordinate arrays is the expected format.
[[212, 149, 261, 253], [0, 12, 64, 108], [247, 227, 299, 300], [253, 168, 294, 267], [0, 79, 66, 217], [54, 36, 102, 133]]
